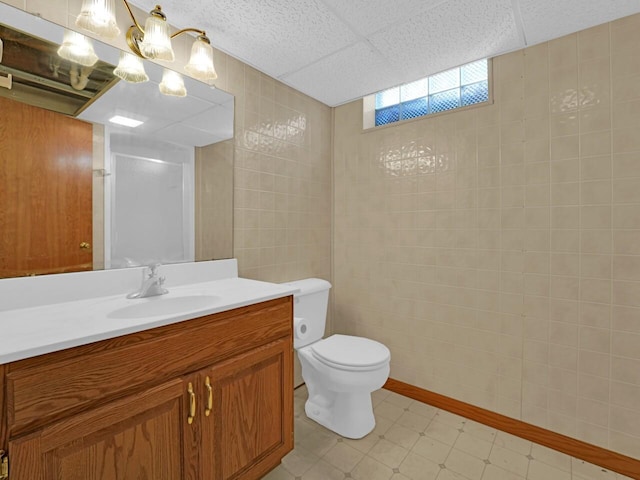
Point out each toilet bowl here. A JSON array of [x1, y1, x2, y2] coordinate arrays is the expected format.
[[285, 279, 391, 439]]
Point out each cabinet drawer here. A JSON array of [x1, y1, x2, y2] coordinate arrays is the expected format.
[[5, 296, 292, 434]]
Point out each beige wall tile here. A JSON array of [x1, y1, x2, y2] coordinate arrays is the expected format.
[[579, 24, 610, 61], [611, 381, 640, 410], [613, 152, 640, 178], [579, 58, 611, 109], [613, 204, 640, 228], [611, 13, 640, 54], [612, 331, 640, 360], [611, 356, 640, 385], [2, 0, 25, 8], [549, 34, 578, 69], [581, 130, 611, 156], [549, 66, 578, 114], [613, 280, 640, 307], [578, 350, 609, 378], [579, 303, 611, 332], [613, 305, 640, 333]]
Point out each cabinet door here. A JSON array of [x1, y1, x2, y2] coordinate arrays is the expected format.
[[201, 338, 293, 480], [8, 378, 199, 480]]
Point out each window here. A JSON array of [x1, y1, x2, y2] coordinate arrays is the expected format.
[[370, 59, 490, 127]]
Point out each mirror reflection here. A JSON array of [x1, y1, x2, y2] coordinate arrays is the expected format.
[[0, 2, 235, 279]]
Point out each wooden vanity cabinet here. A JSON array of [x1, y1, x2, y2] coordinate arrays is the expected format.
[[0, 296, 294, 480], [199, 338, 292, 480]]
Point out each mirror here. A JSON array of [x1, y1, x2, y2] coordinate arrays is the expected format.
[[0, 2, 235, 279]]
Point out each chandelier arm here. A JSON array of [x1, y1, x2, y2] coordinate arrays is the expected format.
[[171, 28, 207, 39], [120, 0, 145, 33]]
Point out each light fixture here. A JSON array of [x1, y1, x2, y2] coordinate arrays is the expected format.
[[57, 30, 99, 67], [109, 115, 144, 127], [159, 68, 186, 97], [113, 51, 149, 83], [76, 0, 120, 39], [185, 35, 218, 85], [75, 0, 217, 88], [138, 5, 174, 61]]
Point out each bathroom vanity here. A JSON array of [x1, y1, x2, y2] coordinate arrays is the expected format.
[[0, 260, 296, 480]]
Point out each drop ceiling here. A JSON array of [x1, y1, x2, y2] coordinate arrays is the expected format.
[[130, 0, 640, 107]]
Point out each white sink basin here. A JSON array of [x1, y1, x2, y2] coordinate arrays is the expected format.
[[107, 295, 220, 319]]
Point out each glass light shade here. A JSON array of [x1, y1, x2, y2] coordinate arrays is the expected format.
[[113, 51, 149, 83], [159, 69, 186, 97], [184, 38, 217, 84], [139, 14, 174, 61], [57, 30, 99, 67], [75, 0, 120, 38]]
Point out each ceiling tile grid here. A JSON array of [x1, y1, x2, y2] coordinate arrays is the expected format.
[[320, 0, 447, 37], [128, 0, 640, 106]]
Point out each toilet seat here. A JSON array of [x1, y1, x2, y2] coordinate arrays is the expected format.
[[310, 334, 390, 371]]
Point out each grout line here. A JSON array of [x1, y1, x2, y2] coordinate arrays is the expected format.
[[607, 20, 614, 451], [577, 27, 584, 449]]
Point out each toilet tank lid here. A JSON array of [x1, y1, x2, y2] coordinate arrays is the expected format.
[[283, 278, 331, 296]]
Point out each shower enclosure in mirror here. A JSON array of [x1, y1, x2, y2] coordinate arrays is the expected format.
[[0, 1, 234, 279]]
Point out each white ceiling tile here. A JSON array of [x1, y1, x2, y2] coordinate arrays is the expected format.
[[282, 41, 404, 106], [369, 0, 523, 83], [129, 0, 358, 78], [320, 0, 445, 37], [518, 0, 640, 45]]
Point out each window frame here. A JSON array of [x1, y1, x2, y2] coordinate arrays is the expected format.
[[363, 58, 494, 131]]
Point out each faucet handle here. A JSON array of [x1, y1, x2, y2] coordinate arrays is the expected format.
[[147, 263, 161, 277]]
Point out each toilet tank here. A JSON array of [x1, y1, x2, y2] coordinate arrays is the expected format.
[[283, 278, 331, 349]]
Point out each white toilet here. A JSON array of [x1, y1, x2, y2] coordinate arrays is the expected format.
[[286, 278, 390, 439]]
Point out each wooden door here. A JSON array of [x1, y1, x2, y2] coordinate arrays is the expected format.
[[200, 338, 293, 480], [0, 95, 93, 278], [7, 378, 197, 480]]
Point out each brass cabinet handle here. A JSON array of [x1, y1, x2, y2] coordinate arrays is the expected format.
[[205, 376, 213, 417], [80, 241, 91, 250], [188, 382, 196, 424]]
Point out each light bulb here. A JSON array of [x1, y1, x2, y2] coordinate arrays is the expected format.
[[185, 36, 217, 85], [139, 8, 174, 61], [113, 51, 149, 83], [76, 0, 120, 38], [159, 69, 186, 97], [58, 30, 99, 67]]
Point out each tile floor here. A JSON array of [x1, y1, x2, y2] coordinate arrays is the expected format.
[[263, 386, 635, 480]]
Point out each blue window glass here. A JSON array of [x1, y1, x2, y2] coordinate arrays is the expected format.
[[372, 59, 489, 127], [375, 104, 400, 126], [430, 89, 460, 113], [400, 98, 429, 120], [461, 80, 489, 106]]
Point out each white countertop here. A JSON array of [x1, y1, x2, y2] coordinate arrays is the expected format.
[[0, 277, 297, 364]]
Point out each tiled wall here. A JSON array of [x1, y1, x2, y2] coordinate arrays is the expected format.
[[225, 63, 333, 284], [4, 0, 333, 286], [333, 15, 640, 459]]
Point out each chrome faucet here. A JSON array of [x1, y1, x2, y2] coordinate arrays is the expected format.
[[127, 264, 169, 299]]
